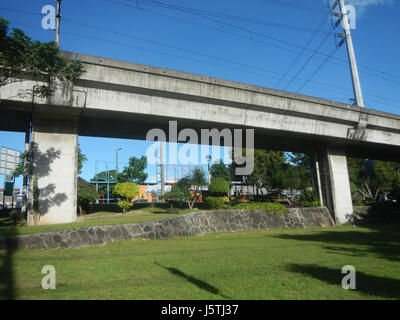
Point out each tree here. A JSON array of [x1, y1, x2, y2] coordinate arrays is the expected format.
[[190, 168, 208, 199], [244, 149, 285, 195], [0, 18, 84, 96], [347, 158, 400, 201], [289, 153, 312, 171], [77, 145, 87, 176], [113, 182, 140, 213], [390, 169, 400, 201], [163, 168, 207, 209], [91, 170, 117, 182], [117, 156, 148, 183], [13, 145, 87, 177], [263, 162, 287, 194], [210, 160, 231, 183], [262, 162, 311, 205], [89, 169, 117, 198], [281, 164, 310, 206], [12, 152, 27, 178], [77, 178, 99, 215], [209, 176, 230, 196]]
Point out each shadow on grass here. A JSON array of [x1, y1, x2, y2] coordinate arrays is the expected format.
[[272, 226, 400, 263], [155, 262, 231, 299], [286, 263, 400, 299], [0, 143, 67, 299], [0, 224, 17, 300], [0, 215, 18, 239]]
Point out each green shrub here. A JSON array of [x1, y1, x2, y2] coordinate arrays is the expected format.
[[0, 208, 12, 217], [299, 190, 318, 202], [297, 190, 320, 207], [353, 198, 365, 206], [300, 200, 320, 207], [117, 201, 133, 214], [220, 196, 230, 203], [205, 196, 226, 210], [208, 177, 230, 196], [10, 209, 26, 226], [113, 182, 140, 200], [232, 202, 287, 215], [166, 207, 180, 214], [77, 178, 99, 215], [113, 182, 140, 213]]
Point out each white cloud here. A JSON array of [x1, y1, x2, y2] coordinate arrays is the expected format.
[[328, 0, 394, 15], [337, 0, 394, 15], [346, 0, 393, 7]]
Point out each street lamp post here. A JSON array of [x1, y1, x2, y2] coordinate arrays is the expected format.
[[115, 148, 122, 179], [206, 155, 211, 185]]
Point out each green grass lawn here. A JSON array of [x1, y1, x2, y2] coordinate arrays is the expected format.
[[1, 225, 399, 300], [0, 207, 195, 238]]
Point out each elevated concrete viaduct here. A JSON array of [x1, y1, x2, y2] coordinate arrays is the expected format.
[[1, 51, 399, 226]]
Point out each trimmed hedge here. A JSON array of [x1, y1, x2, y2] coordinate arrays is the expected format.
[[231, 202, 288, 215], [208, 177, 230, 196], [87, 202, 162, 213], [85, 200, 289, 216], [299, 200, 320, 208], [205, 197, 226, 210], [10, 209, 26, 226]]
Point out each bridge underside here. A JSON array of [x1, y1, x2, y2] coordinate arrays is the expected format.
[[0, 105, 396, 227], [1, 107, 399, 162], [1, 51, 399, 226]]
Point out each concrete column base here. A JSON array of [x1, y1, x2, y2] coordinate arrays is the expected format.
[[314, 148, 354, 225], [27, 115, 78, 226]]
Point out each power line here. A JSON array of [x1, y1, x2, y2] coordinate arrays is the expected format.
[[121, 0, 400, 84], [296, 47, 338, 93], [4, 4, 400, 86], [282, 1, 335, 92], [63, 16, 378, 101], [8, 20, 327, 89], [118, 2, 311, 59], [33, 20, 400, 106], [118, 0, 358, 81], [122, 0, 332, 35], [275, 15, 329, 89], [258, 0, 327, 14], [63, 16, 306, 78], [122, 0, 381, 91], [4, 11, 400, 107], [110, 0, 341, 69], [283, 23, 333, 91], [9, 21, 371, 106], [114, 1, 400, 92]]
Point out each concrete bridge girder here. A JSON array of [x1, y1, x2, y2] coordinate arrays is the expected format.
[[1, 52, 400, 226]]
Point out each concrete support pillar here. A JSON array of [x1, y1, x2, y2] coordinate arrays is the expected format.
[[28, 114, 78, 225], [313, 148, 353, 225]]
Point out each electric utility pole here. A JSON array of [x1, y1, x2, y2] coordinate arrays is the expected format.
[[160, 141, 165, 197], [333, 1, 372, 177], [55, 0, 62, 46], [335, 0, 365, 108]]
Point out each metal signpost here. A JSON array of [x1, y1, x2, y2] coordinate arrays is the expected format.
[[0, 147, 21, 208], [0, 146, 21, 176]]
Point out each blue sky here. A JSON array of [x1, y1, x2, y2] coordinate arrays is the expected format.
[[1, 0, 399, 189]]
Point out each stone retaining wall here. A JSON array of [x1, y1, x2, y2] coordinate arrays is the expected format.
[[353, 205, 400, 225], [0, 207, 334, 250]]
